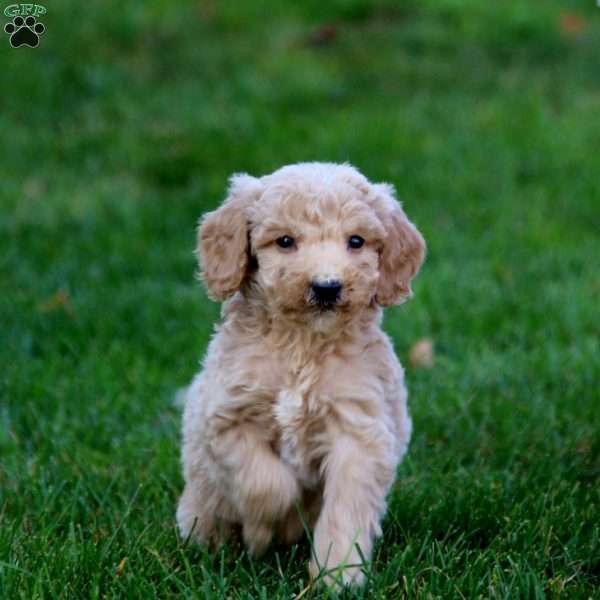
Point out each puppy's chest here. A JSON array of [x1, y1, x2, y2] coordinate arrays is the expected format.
[[271, 369, 329, 488]]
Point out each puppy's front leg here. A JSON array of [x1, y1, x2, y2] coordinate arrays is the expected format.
[[210, 419, 299, 555], [309, 433, 395, 587]]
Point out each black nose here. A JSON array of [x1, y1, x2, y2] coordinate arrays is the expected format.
[[311, 280, 342, 304]]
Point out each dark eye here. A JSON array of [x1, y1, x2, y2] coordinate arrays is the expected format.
[[276, 235, 295, 249], [348, 235, 364, 249]]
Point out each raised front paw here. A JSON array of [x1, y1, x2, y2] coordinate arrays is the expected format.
[[236, 459, 300, 523], [242, 519, 274, 557]]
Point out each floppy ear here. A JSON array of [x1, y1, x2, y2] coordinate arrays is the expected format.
[[197, 173, 263, 300], [371, 183, 426, 307]]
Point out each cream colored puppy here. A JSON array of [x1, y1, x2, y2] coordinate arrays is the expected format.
[[177, 162, 425, 586]]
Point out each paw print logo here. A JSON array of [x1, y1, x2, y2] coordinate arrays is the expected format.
[[4, 15, 45, 48]]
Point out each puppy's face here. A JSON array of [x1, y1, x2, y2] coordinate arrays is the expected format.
[[249, 186, 384, 319], [198, 163, 425, 323]]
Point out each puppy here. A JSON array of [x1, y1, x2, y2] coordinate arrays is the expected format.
[[177, 162, 425, 586]]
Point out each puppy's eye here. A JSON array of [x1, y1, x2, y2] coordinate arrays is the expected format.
[[348, 235, 365, 250], [276, 235, 295, 249]]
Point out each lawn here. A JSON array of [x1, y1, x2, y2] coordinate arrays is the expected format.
[[1, 0, 599, 598]]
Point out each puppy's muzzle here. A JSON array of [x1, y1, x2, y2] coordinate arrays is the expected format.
[[310, 279, 342, 308]]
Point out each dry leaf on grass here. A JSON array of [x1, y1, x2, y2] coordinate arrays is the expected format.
[[115, 557, 128, 577], [304, 24, 337, 47], [37, 289, 72, 314], [409, 338, 434, 368], [558, 12, 586, 36]]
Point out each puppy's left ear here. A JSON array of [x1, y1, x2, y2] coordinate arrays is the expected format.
[[198, 173, 263, 300], [371, 183, 426, 307]]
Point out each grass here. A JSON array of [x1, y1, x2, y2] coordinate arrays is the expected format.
[[1, 0, 599, 597]]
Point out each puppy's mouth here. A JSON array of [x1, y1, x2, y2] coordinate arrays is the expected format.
[[307, 296, 351, 314], [312, 300, 338, 313]]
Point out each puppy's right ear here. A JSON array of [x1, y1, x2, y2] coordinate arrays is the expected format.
[[197, 173, 263, 300]]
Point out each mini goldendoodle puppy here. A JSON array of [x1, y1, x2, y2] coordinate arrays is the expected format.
[[177, 162, 425, 586]]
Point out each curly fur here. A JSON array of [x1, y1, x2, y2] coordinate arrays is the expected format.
[[177, 162, 425, 586]]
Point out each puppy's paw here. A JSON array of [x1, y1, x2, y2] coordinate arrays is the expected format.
[[176, 487, 214, 544], [243, 520, 274, 557], [309, 557, 366, 589], [236, 460, 300, 522]]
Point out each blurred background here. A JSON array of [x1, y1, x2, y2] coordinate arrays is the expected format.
[[1, 1, 599, 597]]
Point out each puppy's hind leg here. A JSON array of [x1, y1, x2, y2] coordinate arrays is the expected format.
[[177, 482, 212, 544], [177, 468, 235, 547]]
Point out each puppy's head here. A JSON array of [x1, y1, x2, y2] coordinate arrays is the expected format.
[[198, 163, 425, 321]]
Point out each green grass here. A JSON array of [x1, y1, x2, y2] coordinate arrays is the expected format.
[[1, 0, 600, 597]]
